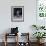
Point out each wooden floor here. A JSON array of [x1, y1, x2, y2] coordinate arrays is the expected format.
[[0, 42, 46, 46]]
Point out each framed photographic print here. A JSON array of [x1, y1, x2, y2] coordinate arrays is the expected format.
[[11, 6, 24, 22]]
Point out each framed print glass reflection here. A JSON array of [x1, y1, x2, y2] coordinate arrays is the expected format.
[[11, 6, 24, 22]]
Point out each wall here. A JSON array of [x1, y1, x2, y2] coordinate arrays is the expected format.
[[0, 0, 36, 42]]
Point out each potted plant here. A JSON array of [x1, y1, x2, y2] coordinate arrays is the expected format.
[[32, 25, 46, 43], [33, 32, 46, 43]]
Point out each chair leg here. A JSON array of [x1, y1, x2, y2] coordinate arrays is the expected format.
[[4, 41, 7, 46], [17, 34, 18, 46], [4, 33, 7, 46]]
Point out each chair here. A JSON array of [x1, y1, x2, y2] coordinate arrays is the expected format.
[[18, 33, 30, 46], [4, 27, 19, 46], [4, 33, 18, 46]]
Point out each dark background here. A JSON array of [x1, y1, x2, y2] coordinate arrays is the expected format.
[[13, 8, 22, 17]]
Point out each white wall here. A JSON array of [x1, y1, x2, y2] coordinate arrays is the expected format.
[[0, 0, 36, 42]]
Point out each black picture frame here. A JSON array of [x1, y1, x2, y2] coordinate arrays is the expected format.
[[11, 6, 24, 22]]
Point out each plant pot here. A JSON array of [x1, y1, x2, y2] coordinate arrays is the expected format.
[[37, 39, 45, 44], [37, 39, 40, 43], [40, 38, 45, 43]]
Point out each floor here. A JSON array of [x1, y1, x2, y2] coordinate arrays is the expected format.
[[0, 42, 46, 46]]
